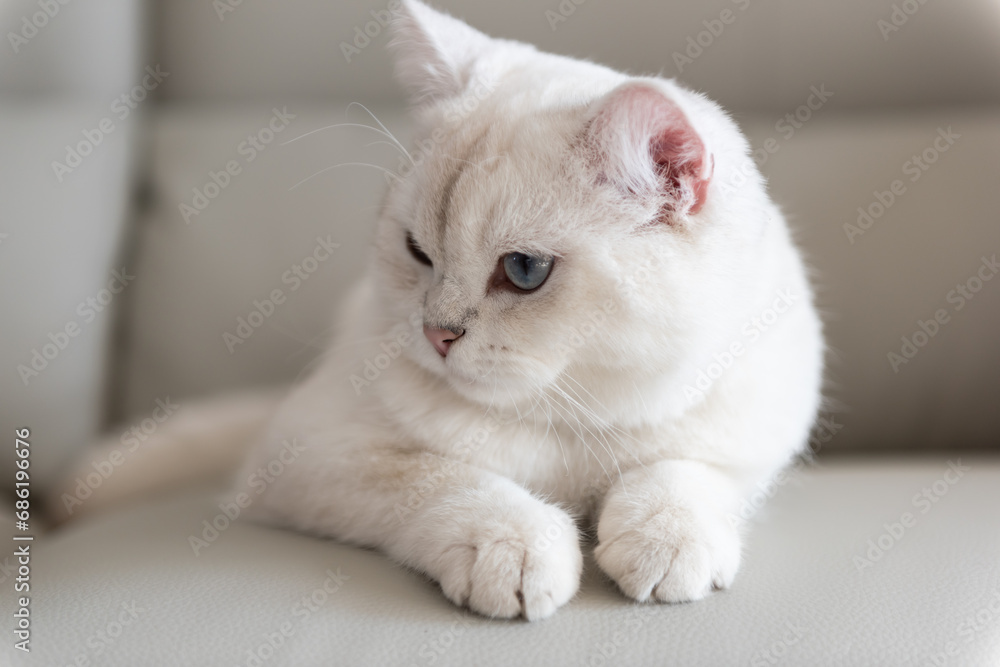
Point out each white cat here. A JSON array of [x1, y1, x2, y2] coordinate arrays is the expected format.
[[56, 0, 824, 621]]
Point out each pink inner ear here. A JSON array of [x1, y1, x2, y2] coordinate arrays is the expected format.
[[650, 127, 711, 215], [590, 83, 712, 217]]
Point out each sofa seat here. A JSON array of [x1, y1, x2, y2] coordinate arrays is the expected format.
[[4, 458, 998, 666]]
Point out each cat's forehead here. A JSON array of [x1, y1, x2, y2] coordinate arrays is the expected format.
[[412, 115, 568, 252]]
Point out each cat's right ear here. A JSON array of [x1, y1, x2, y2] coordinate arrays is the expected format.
[[388, 1, 494, 106]]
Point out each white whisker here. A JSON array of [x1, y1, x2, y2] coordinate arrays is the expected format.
[[281, 122, 406, 160], [290, 162, 401, 191], [347, 102, 414, 165]]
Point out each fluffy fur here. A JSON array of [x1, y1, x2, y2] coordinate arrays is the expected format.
[[53, 0, 823, 621], [236, 0, 824, 621]]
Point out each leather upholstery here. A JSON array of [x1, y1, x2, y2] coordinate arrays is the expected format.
[[4, 459, 999, 666]]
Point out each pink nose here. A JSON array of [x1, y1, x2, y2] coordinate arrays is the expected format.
[[423, 325, 464, 358]]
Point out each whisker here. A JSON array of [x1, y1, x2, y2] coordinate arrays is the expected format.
[[549, 382, 622, 488], [561, 372, 646, 460], [531, 384, 569, 475], [515, 373, 600, 473], [365, 140, 409, 154], [546, 390, 609, 481], [347, 102, 414, 165], [505, 386, 525, 431], [290, 162, 402, 191], [281, 122, 406, 159]]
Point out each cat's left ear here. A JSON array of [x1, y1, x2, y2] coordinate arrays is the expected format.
[[585, 81, 713, 219], [388, 0, 494, 105]]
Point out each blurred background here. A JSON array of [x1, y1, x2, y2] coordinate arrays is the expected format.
[[2, 0, 999, 498]]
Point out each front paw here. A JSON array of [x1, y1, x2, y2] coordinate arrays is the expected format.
[[595, 501, 741, 603], [433, 503, 582, 621]]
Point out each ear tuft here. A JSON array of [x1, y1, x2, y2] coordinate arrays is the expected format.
[[586, 82, 713, 219], [388, 0, 493, 105]]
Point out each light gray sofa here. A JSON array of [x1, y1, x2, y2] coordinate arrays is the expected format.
[[2, 1, 999, 665]]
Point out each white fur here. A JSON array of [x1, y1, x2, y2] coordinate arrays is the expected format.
[[58, 0, 824, 622], [235, 0, 824, 620], [49, 389, 282, 523]]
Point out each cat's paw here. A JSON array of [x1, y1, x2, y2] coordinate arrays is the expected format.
[[433, 503, 582, 621], [594, 501, 741, 603]]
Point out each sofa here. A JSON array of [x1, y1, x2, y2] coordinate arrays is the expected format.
[[2, 0, 999, 664]]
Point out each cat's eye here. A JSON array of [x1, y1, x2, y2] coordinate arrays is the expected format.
[[406, 232, 432, 267], [502, 252, 554, 292]]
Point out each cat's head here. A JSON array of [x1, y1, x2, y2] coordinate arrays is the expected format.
[[372, 0, 772, 423]]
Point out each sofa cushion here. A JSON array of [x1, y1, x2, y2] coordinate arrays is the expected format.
[[4, 458, 998, 666]]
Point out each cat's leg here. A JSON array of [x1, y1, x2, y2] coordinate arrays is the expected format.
[[594, 459, 742, 603], [263, 446, 583, 620]]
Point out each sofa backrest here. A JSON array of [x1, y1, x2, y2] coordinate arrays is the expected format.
[[0, 0, 142, 98], [151, 0, 1000, 112], [0, 0, 143, 491]]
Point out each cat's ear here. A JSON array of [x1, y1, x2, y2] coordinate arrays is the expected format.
[[388, 0, 493, 105], [586, 81, 713, 219]]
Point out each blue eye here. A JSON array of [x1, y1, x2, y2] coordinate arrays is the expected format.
[[502, 252, 554, 291]]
